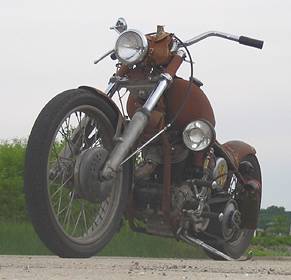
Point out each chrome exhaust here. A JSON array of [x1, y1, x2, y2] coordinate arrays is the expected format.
[[179, 231, 234, 261]]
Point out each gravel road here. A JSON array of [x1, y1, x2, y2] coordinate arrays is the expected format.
[[0, 256, 291, 280]]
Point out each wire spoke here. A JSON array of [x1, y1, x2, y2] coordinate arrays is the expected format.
[[48, 108, 117, 240], [82, 205, 88, 234], [52, 144, 62, 168], [75, 111, 82, 127], [50, 175, 73, 199], [56, 204, 69, 217], [63, 191, 75, 230], [72, 208, 83, 236], [59, 127, 75, 155], [56, 187, 64, 215], [65, 115, 72, 138]]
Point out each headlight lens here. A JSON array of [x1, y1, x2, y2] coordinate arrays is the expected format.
[[115, 29, 148, 65], [183, 120, 215, 151]]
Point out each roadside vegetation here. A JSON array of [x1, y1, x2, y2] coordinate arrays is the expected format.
[[250, 236, 291, 256], [0, 139, 205, 257], [0, 139, 27, 223], [0, 222, 205, 257], [0, 140, 291, 256]]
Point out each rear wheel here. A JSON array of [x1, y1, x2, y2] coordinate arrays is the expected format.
[[206, 154, 261, 260], [24, 88, 130, 257]]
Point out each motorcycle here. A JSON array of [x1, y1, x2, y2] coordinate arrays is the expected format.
[[24, 18, 263, 260]]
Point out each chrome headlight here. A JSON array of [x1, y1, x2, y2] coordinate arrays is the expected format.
[[183, 120, 215, 151], [115, 29, 148, 65]]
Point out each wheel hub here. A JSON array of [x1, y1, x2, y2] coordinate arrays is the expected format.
[[74, 147, 113, 202], [222, 200, 241, 241]]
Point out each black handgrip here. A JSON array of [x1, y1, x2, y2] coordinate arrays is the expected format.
[[239, 36, 264, 49]]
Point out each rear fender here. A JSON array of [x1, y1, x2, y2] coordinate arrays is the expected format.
[[222, 140, 256, 170], [222, 141, 261, 230]]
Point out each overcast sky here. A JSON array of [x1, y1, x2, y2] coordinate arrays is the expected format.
[[0, 1, 290, 210]]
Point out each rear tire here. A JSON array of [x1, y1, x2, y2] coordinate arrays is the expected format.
[[24, 88, 130, 258], [205, 154, 261, 260]]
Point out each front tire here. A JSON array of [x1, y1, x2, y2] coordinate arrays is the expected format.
[[24, 88, 130, 258]]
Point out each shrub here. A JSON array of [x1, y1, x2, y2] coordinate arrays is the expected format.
[[0, 140, 27, 222]]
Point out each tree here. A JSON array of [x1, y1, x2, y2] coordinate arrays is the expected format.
[[258, 205, 289, 230], [270, 215, 289, 235]]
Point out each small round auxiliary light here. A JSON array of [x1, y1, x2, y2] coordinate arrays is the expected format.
[[183, 120, 215, 151]]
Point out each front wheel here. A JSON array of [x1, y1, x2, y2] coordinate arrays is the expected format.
[[206, 154, 262, 260], [24, 88, 130, 258]]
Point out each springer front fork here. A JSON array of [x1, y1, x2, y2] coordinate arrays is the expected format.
[[101, 50, 186, 179]]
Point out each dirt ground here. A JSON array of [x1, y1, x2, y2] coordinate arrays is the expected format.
[[0, 256, 291, 280]]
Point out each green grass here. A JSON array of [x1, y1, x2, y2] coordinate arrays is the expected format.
[[250, 236, 291, 256], [0, 222, 206, 258], [252, 235, 291, 247], [249, 245, 291, 257], [0, 223, 51, 255], [99, 224, 206, 258], [1, 141, 291, 258], [2, 222, 291, 257]]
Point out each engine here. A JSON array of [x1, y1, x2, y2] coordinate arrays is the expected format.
[[133, 142, 230, 237], [172, 183, 210, 232]]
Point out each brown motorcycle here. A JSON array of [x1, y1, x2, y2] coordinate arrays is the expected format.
[[24, 18, 263, 260]]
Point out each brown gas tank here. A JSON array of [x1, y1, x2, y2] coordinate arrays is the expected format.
[[126, 77, 215, 141], [166, 78, 215, 129]]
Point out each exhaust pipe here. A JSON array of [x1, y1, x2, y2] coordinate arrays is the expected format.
[[179, 231, 234, 261]]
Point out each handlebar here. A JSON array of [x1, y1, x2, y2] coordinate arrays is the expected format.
[[182, 31, 264, 50], [94, 49, 114, 64], [238, 36, 264, 49], [94, 30, 264, 65]]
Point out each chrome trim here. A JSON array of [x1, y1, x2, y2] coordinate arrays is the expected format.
[[160, 73, 173, 82], [180, 231, 234, 261], [101, 110, 149, 179], [182, 120, 215, 151], [94, 49, 114, 64], [183, 31, 240, 47], [115, 29, 149, 65], [176, 49, 186, 58], [170, 39, 179, 52], [105, 82, 116, 95], [110, 17, 127, 34], [101, 73, 172, 178], [143, 74, 172, 112]]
